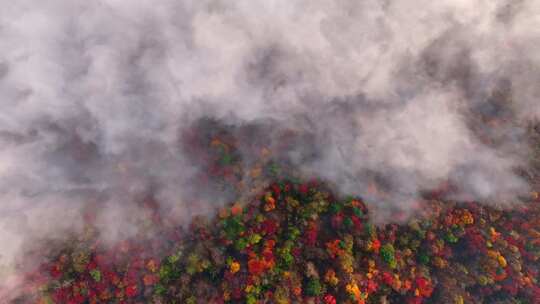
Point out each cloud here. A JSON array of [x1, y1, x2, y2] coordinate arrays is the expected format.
[[0, 0, 539, 293]]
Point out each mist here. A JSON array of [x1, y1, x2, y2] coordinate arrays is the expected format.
[[1, 0, 539, 295]]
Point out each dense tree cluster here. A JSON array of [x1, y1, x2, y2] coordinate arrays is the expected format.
[[18, 181, 540, 304]]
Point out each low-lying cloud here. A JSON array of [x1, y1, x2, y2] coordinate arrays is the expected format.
[[1, 0, 539, 294]]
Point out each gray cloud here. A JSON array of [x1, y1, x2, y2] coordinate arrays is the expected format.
[[1, 0, 539, 294]]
